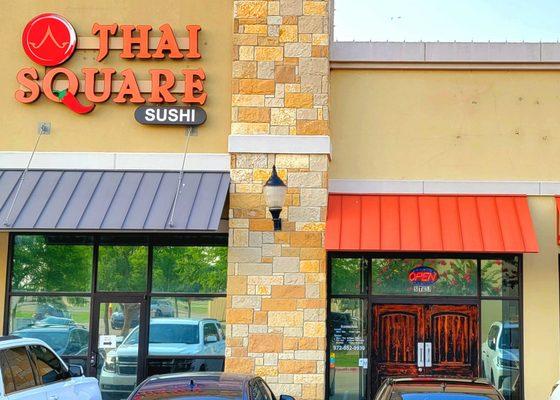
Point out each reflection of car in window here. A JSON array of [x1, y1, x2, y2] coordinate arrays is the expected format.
[[13, 324, 90, 357], [36, 317, 76, 326], [99, 318, 225, 399], [482, 321, 519, 392], [110, 301, 175, 330], [33, 304, 71, 321]]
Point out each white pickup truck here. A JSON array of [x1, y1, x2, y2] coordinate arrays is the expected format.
[[0, 335, 101, 400], [481, 321, 519, 392]]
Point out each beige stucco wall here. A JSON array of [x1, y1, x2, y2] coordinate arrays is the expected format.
[[331, 69, 560, 180], [331, 68, 560, 398], [524, 197, 559, 399], [0, 0, 232, 154]]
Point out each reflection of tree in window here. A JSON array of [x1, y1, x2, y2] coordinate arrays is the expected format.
[[481, 259, 519, 297], [331, 258, 362, 295], [12, 235, 92, 292], [153, 246, 227, 317], [98, 246, 147, 336]]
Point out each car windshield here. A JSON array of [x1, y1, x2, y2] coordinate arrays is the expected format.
[[16, 331, 68, 351], [125, 324, 199, 345], [499, 327, 519, 349], [401, 395, 501, 400]]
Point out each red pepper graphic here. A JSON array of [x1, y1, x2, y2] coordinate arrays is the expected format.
[[53, 89, 95, 114]]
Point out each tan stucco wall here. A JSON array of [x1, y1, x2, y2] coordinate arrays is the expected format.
[[0, 0, 232, 153], [331, 68, 560, 398], [0, 234, 8, 331], [524, 197, 559, 399], [331, 69, 560, 180]]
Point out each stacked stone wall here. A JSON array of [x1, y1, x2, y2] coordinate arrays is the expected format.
[[226, 1, 330, 399]]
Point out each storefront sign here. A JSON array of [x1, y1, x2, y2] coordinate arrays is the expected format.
[[16, 14, 207, 123], [332, 322, 366, 352], [135, 106, 206, 126], [409, 266, 439, 293]]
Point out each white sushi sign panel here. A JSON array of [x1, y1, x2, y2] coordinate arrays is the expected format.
[[134, 105, 207, 126]]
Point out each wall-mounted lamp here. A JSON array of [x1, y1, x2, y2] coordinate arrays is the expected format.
[[263, 165, 287, 231]]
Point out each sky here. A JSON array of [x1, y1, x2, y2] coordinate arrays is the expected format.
[[334, 0, 560, 42]]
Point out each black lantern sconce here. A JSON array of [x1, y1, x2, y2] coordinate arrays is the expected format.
[[263, 165, 287, 231]]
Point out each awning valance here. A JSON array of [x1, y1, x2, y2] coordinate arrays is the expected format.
[[0, 170, 229, 231], [326, 194, 539, 253]]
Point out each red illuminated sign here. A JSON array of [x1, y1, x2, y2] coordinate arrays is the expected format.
[[408, 266, 439, 286], [22, 13, 77, 67]]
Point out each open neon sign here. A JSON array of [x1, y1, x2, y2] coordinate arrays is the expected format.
[[408, 266, 439, 287]]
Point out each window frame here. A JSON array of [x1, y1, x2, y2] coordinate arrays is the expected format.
[[326, 251, 524, 400], [4, 232, 228, 384]]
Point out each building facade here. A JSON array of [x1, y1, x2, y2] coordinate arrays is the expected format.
[[0, 1, 559, 400]]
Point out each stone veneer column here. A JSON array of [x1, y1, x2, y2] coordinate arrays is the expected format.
[[226, 1, 330, 399]]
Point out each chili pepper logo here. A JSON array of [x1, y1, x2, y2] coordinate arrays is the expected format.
[[53, 89, 95, 114]]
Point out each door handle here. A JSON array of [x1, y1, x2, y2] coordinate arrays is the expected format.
[[425, 342, 432, 367], [417, 342, 425, 367], [89, 352, 97, 367], [49, 396, 58, 400]]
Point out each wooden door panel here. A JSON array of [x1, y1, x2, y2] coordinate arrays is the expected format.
[[425, 305, 479, 377], [373, 304, 424, 382], [373, 303, 480, 389]]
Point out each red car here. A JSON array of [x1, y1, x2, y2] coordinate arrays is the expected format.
[[374, 377, 505, 400], [128, 372, 296, 400]]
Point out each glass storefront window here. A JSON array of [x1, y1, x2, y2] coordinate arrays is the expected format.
[[148, 297, 226, 357], [8, 296, 91, 358], [152, 246, 227, 293], [328, 298, 367, 400], [331, 258, 365, 295], [12, 235, 93, 292], [6, 233, 227, 394], [371, 258, 478, 296], [482, 259, 519, 297], [329, 255, 524, 399], [481, 300, 521, 400], [97, 245, 148, 292]]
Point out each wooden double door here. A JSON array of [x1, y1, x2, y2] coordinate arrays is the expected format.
[[373, 304, 479, 386]]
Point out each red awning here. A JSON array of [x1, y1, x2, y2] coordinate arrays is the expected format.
[[326, 194, 539, 253]]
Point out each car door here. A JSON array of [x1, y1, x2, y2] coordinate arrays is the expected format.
[[27, 345, 99, 400], [0, 347, 47, 400]]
